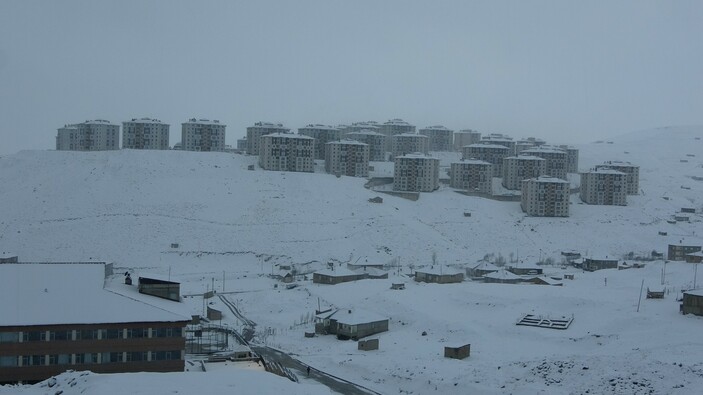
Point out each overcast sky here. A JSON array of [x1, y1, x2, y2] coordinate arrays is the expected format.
[[1, 1, 701, 154]]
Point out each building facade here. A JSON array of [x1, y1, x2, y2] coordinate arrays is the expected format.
[[520, 147, 568, 180], [325, 140, 370, 177], [259, 133, 315, 172], [580, 169, 627, 206], [667, 240, 702, 261], [449, 159, 493, 193], [393, 154, 439, 192], [521, 176, 570, 217], [462, 144, 511, 177], [345, 130, 387, 161], [340, 121, 380, 136], [181, 119, 226, 152], [246, 122, 290, 155], [391, 133, 430, 159], [56, 120, 120, 151], [418, 125, 453, 152], [559, 145, 580, 173], [122, 118, 169, 150], [480, 134, 516, 155], [595, 161, 639, 195], [298, 124, 343, 160], [453, 130, 481, 151], [379, 119, 416, 151], [502, 156, 547, 190]]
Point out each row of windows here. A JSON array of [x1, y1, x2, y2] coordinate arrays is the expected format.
[[0, 350, 181, 367], [0, 327, 182, 343]]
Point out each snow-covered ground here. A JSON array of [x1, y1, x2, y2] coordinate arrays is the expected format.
[[1, 126, 702, 394]]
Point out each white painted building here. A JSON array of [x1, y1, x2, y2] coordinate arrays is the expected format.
[[521, 176, 570, 217], [181, 118, 226, 152], [259, 133, 315, 172], [453, 130, 481, 151], [246, 122, 290, 155], [502, 156, 547, 190], [559, 145, 580, 173], [298, 124, 343, 160], [480, 134, 516, 155], [346, 130, 387, 161], [580, 168, 627, 206], [419, 125, 454, 152], [379, 119, 416, 151], [325, 140, 370, 177], [450, 159, 493, 193], [56, 120, 119, 151], [393, 154, 439, 192], [122, 118, 169, 150], [595, 161, 639, 194], [462, 144, 511, 177], [340, 121, 380, 136], [520, 146, 568, 180], [391, 133, 429, 159]]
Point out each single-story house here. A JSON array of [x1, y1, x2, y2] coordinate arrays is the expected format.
[[525, 276, 563, 286], [363, 267, 389, 279], [482, 269, 522, 284], [508, 266, 543, 276], [582, 257, 619, 271], [466, 261, 500, 278], [316, 309, 389, 340], [681, 290, 703, 316], [685, 251, 703, 264], [414, 268, 464, 284], [313, 268, 367, 285]]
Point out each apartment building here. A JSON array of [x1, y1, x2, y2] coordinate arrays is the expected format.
[[393, 154, 439, 192], [236, 137, 247, 152], [449, 159, 493, 193], [559, 145, 580, 173], [453, 130, 482, 151], [259, 133, 315, 172], [521, 176, 570, 217], [579, 168, 627, 206], [181, 119, 226, 152], [520, 146, 568, 180], [502, 156, 547, 190], [462, 144, 511, 177], [346, 130, 387, 161], [340, 121, 380, 136], [56, 120, 119, 151], [595, 161, 639, 194], [391, 133, 429, 159], [246, 122, 290, 155], [122, 118, 169, 150], [419, 125, 454, 152], [298, 124, 343, 160], [325, 140, 370, 177], [480, 134, 516, 155], [379, 119, 416, 151]]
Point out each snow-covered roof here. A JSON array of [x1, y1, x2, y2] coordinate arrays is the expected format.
[[522, 146, 566, 154], [183, 118, 225, 126], [509, 155, 545, 161], [586, 168, 627, 175], [601, 160, 638, 168], [415, 267, 464, 276], [527, 176, 570, 184], [264, 132, 313, 139], [482, 269, 522, 280], [472, 261, 500, 271], [314, 268, 361, 277], [326, 309, 388, 325], [78, 119, 118, 126], [299, 124, 340, 131], [686, 251, 703, 258], [453, 158, 492, 166], [467, 143, 510, 150], [396, 153, 438, 160], [420, 126, 451, 131], [0, 263, 191, 327], [383, 119, 412, 126], [347, 130, 384, 136], [684, 289, 703, 297], [456, 129, 479, 134], [481, 137, 514, 143], [394, 133, 427, 138], [326, 140, 368, 146], [668, 238, 702, 246], [251, 122, 287, 128], [124, 118, 167, 124]]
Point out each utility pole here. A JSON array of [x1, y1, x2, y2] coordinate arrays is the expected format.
[[222, 271, 225, 292], [637, 279, 644, 312]]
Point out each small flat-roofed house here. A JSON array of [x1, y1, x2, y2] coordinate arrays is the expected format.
[[681, 290, 703, 316], [526, 276, 563, 286], [583, 257, 619, 271], [0, 263, 190, 384], [482, 269, 522, 284], [317, 309, 389, 340], [312, 268, 367, 285], [414, 268, 464, 284]]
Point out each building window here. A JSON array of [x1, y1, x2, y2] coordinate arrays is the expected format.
[[49, 330, 71, 341], [126, 328, 148, 339], [126, 351, 147, 362], [102, 352, 122, 363], [105, 329, 122, 339], [78, 329, 98, 340], [0, 332, 19, 343], [22, 355, 44, 366], [153, 350, 181, 361], [0, 356, 17, 367], [22, 331, 42, 342]]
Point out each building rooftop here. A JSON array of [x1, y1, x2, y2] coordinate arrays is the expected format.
[[396, 153, 439, 160], [347, 129, 384, 136], [264, 132, 313, 139], [420, 125, 451, 131], [251, 122, 287, 128], [326, 140, 368, 146], [314, 268, 360, 277], [383, 119, 413, 126], [601, 160, 638, 168], [0, 263, 190, 327], [668, 238, 702, 246], [299, 124, 340, 131], [125, 118, 167, 124], [394, 133, 427, 138], [322, 309, 388, 326], [585, 168, 627, 175], [453, 158, 492, 166], [684, 289, 703, 297], [471, 261, 501, 271], [509, 155, 545, 161], [482, 269, 521, 281], [183, 118, 225, 126], [529, 176, 569, 184], [415, 267, 464, 276], [522, 146, 566, 154], [77, 119, 119, 126], [467, 143, 510, 150]]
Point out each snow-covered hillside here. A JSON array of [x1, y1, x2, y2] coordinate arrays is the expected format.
[[1, 125, 702, 394]]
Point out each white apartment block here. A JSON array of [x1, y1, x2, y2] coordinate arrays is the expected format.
[[580, 169, 627, 206], [453, 130, 482, 151], [346, 130, 387, 161], [379, 119, 416, 151], [325, 140, 370, 177], [122, 118, 169, 150], [246, 122, 290, 155], [298, 124, 343, 160], [521, 176, 570, 217], [595, 161, 639, 194], [520, 146, 568, 180], [340, 121, 380, 136], [462, 144, 511, 177], [559, 145, 580, 173], [393, 154, 440, 192], [450, 159, 493, 193], [419, 125, 454, 152], [391, 133, 430, 159], [502, 156, 547, 190], [516, 137, 546, 154], [181, 118, 226, 152], [259, 133, 315, 172], [56, 120, 119, 151], [236, 137, 247, 151], [480, 134, 516, 155]]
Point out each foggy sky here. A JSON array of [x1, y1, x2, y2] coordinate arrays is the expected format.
[[1, 0, 702, 154]]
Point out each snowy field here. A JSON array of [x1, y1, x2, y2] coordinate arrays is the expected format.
[[1, 126, 702, 394]]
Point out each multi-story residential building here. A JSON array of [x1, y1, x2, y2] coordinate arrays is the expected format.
[[453, 130, 481, 151], [340, 121, 380, 136], [379, 119, 416, 151], [595, 161, 639, 194], [667, 239, 702, 261], [246, 122, 290, 155], [56, 120, 119, 151], [450, 159, 493, 193], [0, 262, 189, 384], [259, 133, 314, 172], [502, 156, 547, 190], [419, 125, 454, 152], [580, 168, 627, 205], [480, 134, 516, 155], [558, 145, 580, 173], [346, 130, 387, 161], [463, 144, 511, 177], [391, 133, 429, 159], [520, 146, 568, 180], [236, 137, 247, 152], [298, 124, 343, 160], [521, 176, 570, 217], [122, 118, 169, 150], [393, 154, 439, 192], [181, 118, 226, 152], [325, 140, 370, 177]]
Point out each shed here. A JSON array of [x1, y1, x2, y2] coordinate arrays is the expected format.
[[681, 290, 703, 316], [390, 283, 405, 290], [527, 276, 563, 286], [138, 274, 181, 301], [482, 269, 522, 284], [414, 268, 464, 284], [444, 344, 471, 360], [0, 254, 18, 264], [281, 272, 294, 283], [358, 338, 379, 351]]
